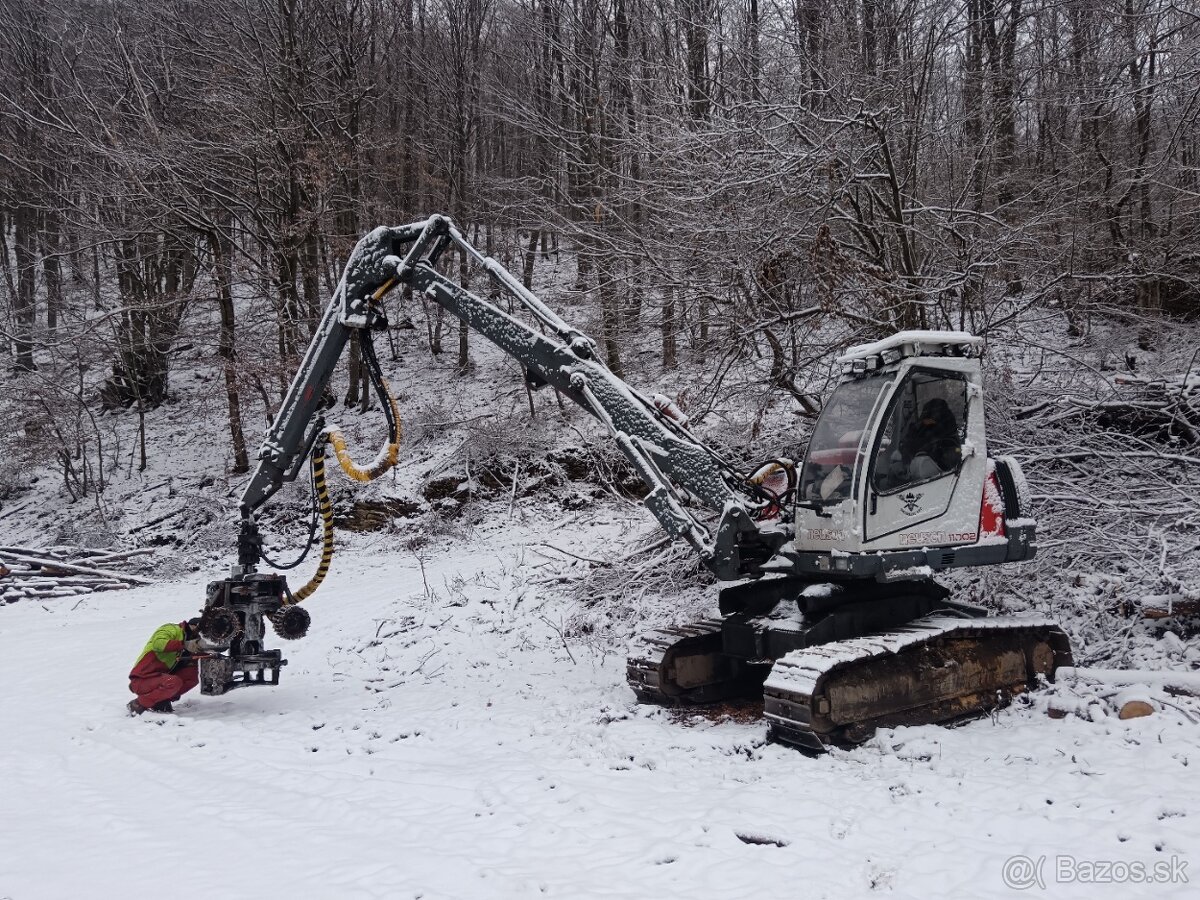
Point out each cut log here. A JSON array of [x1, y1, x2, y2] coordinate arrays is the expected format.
[[1118, 700, 1155, 719], [83, 549, 157, 565], [1142, 595, 1200, 619], [0, 546, 57, 557]]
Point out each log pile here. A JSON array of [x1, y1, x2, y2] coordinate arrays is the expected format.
[[1045, 667, 1200, 723], [0, 546, 155, 604]]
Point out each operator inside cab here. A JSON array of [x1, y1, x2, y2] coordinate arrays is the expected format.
[[901, 398, 962, 481], [875, 395, 965, 491]]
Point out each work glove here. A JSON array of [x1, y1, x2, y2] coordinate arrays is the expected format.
[[184, 639, 204, 653]]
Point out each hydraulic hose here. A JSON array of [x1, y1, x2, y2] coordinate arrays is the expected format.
[[292, 331, 402, 602], [327, 331, 402, 483], [293, 447, 335, 601]]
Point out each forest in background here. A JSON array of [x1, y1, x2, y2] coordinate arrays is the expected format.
[[0, 0, 1198, 620]]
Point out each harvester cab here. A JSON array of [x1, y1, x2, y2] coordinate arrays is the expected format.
[[788, 331, 1034, 580], [625, 330, 1069, 750]]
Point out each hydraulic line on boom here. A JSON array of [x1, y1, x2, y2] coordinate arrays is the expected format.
[[294, 333, 403, 600]]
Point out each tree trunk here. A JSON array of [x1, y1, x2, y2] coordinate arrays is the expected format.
[[301, 226, 322, 333], [683, 0, 711, 122], [596, 254, 624, 377], [209, 230, 249, 473], [522, 229, 540, 290], [41, 210, 62, 333], [662, 274, 677, 371], [13, 203, 37, 371]]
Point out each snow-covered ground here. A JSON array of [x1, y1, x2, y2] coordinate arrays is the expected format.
[[2, 514, 1196, 900]]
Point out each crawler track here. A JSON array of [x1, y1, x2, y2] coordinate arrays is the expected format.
[[761, 615, 1073, 751], [626, 618, 762, 705]]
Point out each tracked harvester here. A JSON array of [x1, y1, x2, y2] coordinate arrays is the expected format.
[[199, 215, 1070, 749], [625, 331, 1074, 748]]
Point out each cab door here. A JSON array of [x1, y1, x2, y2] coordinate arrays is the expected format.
[[863, 367, 982, 547]]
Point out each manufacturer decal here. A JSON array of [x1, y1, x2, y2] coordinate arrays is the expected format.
[[899, 531, 978, 546], [806, 528, 848, 542], [899, 491, 923, 516]]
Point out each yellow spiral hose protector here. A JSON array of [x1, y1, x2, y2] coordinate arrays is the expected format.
[[293, 450, 334, 602], [327, 372, 403, 483], [292, 367, 402, 602]]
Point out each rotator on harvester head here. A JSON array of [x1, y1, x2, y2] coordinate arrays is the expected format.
[[192, 215, 1071, 751]]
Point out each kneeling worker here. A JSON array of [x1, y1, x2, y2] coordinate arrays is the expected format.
[[127, 618, 206, 714]]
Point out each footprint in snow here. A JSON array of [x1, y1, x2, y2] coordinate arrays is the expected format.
[[735, 831, 789, 848]]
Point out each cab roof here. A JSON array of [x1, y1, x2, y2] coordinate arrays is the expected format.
[[837, 330, 983, 365]]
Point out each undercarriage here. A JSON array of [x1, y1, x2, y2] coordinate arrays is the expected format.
[[626, 577, 1073, 751]]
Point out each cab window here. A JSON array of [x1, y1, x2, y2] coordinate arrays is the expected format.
[[799, 375, 890, 504], [872, 371, 968, 494]]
